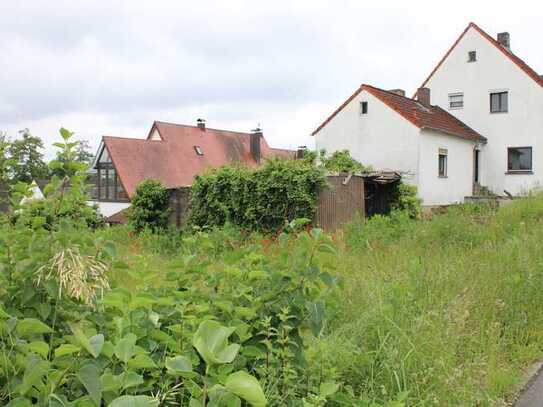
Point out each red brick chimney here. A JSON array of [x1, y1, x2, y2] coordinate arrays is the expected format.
[[388, 89, 406, 97], [416, 87, 431, 107]]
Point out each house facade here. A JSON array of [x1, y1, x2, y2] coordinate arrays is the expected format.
[[313, 23, 543, 205], [90, 120, 294, 217], [419, 22, 543, 196], [313, 85, 486, 206]]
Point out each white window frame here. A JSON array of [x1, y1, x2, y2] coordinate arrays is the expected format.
[[448, 92, 464, 110]]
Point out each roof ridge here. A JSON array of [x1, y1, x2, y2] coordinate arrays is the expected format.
[[155, 120, 252, 136]]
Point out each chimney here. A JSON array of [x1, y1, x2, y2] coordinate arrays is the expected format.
[[388, 89, 406, 97], [197, 118, 206, 130], [416, 87, 431, 107], [296, 146, 307, 159], [497, 32, 510, 50], [250, 127, 262, 163]]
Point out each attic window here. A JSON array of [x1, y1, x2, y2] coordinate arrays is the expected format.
[[468, 51, 477, 62], [360, 101, 368, 115], [194, 145, 203, 156]]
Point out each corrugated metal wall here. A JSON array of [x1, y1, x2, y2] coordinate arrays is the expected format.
[[314, 175, 365, 231]]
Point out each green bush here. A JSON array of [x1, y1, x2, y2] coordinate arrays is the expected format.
[[319, 149, 373, 173], [128, 179, 171, 232], [11, 128, 104, 230], [189, 158, 326, 232], [390, 182, 422, 219]]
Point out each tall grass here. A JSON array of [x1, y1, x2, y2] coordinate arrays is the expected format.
[[318, 198, 543, 405]]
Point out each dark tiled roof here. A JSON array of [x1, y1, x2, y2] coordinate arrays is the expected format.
[[417, 22, 543, 94], [102, 121, 295, 198], [312, 84, 486, 143]]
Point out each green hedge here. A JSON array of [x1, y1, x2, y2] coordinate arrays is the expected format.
[[189, 158, 326, 232]]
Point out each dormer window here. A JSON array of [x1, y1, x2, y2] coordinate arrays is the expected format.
[[468, 51, 477, 62], [194, 146, 203, 156], [360, 101, 368, 115]]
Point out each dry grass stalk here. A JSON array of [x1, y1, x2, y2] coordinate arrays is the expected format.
[[36, 248, 109, 307]]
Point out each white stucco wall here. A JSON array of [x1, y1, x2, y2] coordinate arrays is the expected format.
[[88, 200, 130, 218], [418, 129, 477, 206], [425, 26, 543, 196], [314, 90, 421, 185]]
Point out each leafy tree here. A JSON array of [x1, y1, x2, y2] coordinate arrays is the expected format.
[[128, 179, 171, 232], [7, 128, 50, 183]]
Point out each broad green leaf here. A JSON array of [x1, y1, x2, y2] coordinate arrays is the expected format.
[[225, 371, 267, 407], [71, 325, 104, 358], [101, 372, 123, 392], [25, 341, 49, 359], [128, 354, 157, 369], [55, 344, 81, 358], [208, 384, 241, 407], [108, 395, 159, 407], [77, 364, 102, 406], [59, 127, 73, 140], [121, 370, 144, 390], [18, 355, 49, 395], [16, 318, 52, 337], [115, 333, 137, 364], [6, 397, 32, 407], [319, 381, 339, 397], [165, 355, 192, 375], [192, 320, 240, 366]]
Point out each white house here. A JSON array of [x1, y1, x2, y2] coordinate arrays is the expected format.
[[313, 22, 543, 206], [418, 22, 543, 196], [312, 84, 486, 206]]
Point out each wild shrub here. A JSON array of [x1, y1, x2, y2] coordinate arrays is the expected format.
[[318, 149, 373, 173], [128, 179, 171, 232], [390, 181, 422, 219], [190, 158, 326, 232], [11, 128, 104, 230]]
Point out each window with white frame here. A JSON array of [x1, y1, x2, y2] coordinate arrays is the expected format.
[[438, 148, 448, 177], [448, 93, 464, 109]]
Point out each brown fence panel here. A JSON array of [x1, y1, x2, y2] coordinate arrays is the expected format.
[[314, 175, 365, 231]]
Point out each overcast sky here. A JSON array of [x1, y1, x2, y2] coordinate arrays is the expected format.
[[1, 1, 542, 159]]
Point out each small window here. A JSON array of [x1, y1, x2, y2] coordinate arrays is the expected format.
[[490, 91, 508, 113], [468, 51, 477, 62], [194, 145, 203, 156], [448, 93, 464, 109], [507, 147, 532, 172], [360, 101, 368, 115], [438, 148, 448, 177]]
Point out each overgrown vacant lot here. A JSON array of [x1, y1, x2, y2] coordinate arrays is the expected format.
[[110, 198, 543, 405], [3, 196, 543, 405]]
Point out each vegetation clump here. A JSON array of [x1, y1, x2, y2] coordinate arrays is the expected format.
[[189, 158, 326, 232], [128, 179, 171, 232]]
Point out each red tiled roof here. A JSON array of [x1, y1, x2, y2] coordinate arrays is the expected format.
[[417, 22, 543, 95], [102, 121, 295, 198], [312, 84, 486, 143]]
